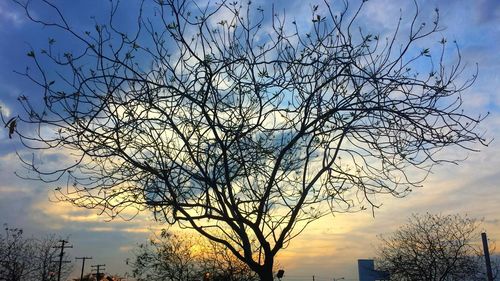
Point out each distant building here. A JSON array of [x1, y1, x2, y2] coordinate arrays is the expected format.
[[358, 259, 390, 281]]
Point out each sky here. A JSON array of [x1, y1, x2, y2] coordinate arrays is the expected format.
[[0, 0, 499, 280]]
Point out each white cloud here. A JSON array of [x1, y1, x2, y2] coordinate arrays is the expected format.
[[474, 0, 500, 24], [1, 0, 499, 279], [0, 2, 24, 27], [0, 100, 11, 117], [278, 134, 500, 279]]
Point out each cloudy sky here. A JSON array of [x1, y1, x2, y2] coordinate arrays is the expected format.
[[1, 0, 499, 280]]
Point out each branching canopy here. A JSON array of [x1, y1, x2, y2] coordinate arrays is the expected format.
[[5, 0, 487, 278], [377, 213, 497, 281]]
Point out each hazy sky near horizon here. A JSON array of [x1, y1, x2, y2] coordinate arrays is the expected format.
[[1, 0, 499, 280]]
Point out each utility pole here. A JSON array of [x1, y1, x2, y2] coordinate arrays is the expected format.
[[53, 239, 72, 281], [91, 264, 106, 281], [481, 232, 494, 281], [75, 257, 92, 281]]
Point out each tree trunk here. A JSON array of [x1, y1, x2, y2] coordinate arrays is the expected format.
[[256, 260, 274, 281]]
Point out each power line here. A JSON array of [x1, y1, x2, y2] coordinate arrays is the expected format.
[[482, 232, 494, 281], [52, 239, 72, 281], [91, 264, 106, 281], [75, 256, 92, 281]]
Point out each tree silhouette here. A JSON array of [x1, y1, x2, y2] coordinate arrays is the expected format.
[[0, 227, 30, 281], [0, 226, 72, 281], [131, 229, 257, 281], [6, 0, 488, 280], [376, 213, 497, 281]]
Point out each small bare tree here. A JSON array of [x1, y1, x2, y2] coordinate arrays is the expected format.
[[31, 235, 73, 281], [0, 227, 32, 281], [0, 226, 72, 281], [131, 229, 257, 281], [132, 230, 200, 281], [5, 0, 488, 279], [377, 213, 497, 281], [201, 238, 259, 281]]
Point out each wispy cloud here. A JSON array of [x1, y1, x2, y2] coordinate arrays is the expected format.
[[0, 1, 24, 27], [0, 100, 11, 117], [278, 136, 500, 279], [474, 0, 500, 24], [0, 0, 499, 279]]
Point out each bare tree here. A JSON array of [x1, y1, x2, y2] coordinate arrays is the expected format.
[[376, 213, 497, 281], [131, 229, 257, 281], [132, 230, 200, 281], [0, 226, 72, 281], [4, 0, 488, 279], [0, 227, 32, 281], [31, 235, 73, 281], [200, 238, 259, 281]]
